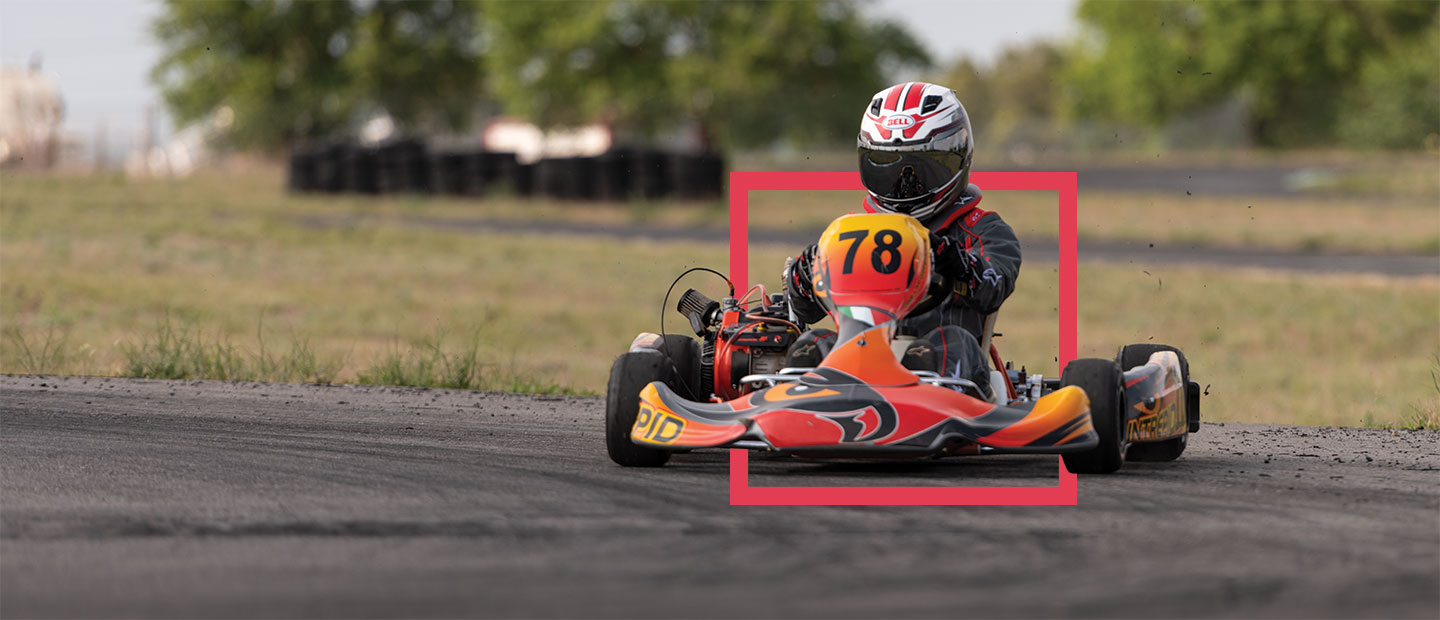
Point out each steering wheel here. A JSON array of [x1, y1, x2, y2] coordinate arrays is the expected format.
[[907, 271, 955, 318]]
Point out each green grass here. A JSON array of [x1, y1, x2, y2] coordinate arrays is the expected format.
[[0, 169, 740, 391], [737, 150, 1439, 253], [3, 323, 71, 374], [1, 169, 1436, 425], [18, 163, 1423, 256], [355, 330, 577, 393], [1386, 356, 1440, 430], [1061, 266, 1440, 429], [114, 317, 579, 393], [745, 188, 1440, 254], [120, 315, 342, 384]]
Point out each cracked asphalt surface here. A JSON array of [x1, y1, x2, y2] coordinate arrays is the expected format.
[[2, 375, 1437, 618]]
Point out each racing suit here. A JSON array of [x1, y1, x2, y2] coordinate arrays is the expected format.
[[784, 184, 1022, 396]]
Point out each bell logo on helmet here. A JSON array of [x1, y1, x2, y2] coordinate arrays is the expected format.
[[883, 115, 915, 129]]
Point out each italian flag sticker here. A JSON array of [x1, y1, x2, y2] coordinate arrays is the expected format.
[[840, 306, 875, 325]]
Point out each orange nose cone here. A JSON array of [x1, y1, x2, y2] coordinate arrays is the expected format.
[[981, 386, 1094, 447], [813, 214, 932, 320]]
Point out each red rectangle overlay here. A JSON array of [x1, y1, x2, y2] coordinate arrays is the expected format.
[[727, 170, 1078, 506]]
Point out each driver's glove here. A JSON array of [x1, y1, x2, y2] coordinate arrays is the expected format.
[[783, 244, 827, 325], [930, 232, 978, 284]]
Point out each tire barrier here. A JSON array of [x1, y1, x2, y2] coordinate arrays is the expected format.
[[288, 142, 347, 193], [341, 145, 379, 195], [533, 157, 565, 199], [631, 149, 671, 200], [667, 152, 726, 200], [376, 139, 429, 194], [485, 152, 535, 197], [287, 146, 317, 192], [427, 149, 470, 196], [289, 142, 722, 201], [594, 148, 632, 201]]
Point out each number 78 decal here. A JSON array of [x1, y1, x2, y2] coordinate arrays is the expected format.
[[836, 228, 904, 275]]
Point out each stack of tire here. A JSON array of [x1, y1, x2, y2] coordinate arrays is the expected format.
[[341, 144, 380, 194], [288, 142, 347, 193], [629, 149, 671, 200], [483, 152, 533, 197], [375, 139, 429, 194], [593, 149, 632, 201], [427, 148, 475, 196], [667, 151, 724, 199], [288, 141, 722, 201]]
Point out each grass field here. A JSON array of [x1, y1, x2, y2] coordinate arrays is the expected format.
[[2, 170, 1436, 427], [56, 164, 1431, 256], [749, 188, 1440, 254]]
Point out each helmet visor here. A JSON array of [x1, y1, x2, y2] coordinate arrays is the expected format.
[[858, 148, 966, 208]]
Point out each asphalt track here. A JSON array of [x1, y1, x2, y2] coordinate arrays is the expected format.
[[3, 375, 1437, 618]]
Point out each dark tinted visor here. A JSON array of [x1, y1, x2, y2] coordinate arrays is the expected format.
[[858, 149, 966, 204]]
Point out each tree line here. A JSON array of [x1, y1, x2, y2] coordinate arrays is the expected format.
[[152, 0, 1438, 153], [151, 0, 928, 152]]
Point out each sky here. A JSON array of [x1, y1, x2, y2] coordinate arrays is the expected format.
[[0, 0, 164, 146], [0, 0, 1078, 151], [860, 0, 1077, 67]]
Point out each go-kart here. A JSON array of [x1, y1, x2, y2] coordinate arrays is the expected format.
[[606, 213, 1199, 474]]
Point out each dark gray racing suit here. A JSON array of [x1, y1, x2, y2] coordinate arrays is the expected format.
[[786, 183, 1021, 396]]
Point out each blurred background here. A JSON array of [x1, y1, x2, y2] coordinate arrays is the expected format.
[[2, 0, 1436, 428]]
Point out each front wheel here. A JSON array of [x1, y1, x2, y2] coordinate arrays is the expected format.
[[1060, 358, 1126, 474], [658, 334, 702, 400], [605, 351, 672, 467]]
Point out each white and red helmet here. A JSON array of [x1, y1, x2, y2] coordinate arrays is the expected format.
[[858, 82, 973, 224]]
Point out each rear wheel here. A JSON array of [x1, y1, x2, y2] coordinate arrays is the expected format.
[[1117, 344, 1190, 462], [1127, 433, 1187, 461], [1118, 343, 1189, 379], [605, 352, 672, 467], [1060, 358, 1126, 474]]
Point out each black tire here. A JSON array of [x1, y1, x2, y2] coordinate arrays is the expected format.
[[1060, 358, 1126, 474], [659, 334, 702, 400], [1117, 343, 1189, 379], [606, 351, 673, 467], [1117, 344, 1190, 462], [1127, 433, 1187, 462]]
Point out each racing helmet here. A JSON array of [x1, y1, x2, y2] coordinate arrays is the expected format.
[[857, 82, 973, 224]]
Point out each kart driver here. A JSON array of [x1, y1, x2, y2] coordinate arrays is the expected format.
[[783, 81, 1021, 398]]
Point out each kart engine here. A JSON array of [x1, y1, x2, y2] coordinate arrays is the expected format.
[[676, 288, 800, 400]]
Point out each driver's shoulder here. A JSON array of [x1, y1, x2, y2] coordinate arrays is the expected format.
[[934, 205, 1010, 239]]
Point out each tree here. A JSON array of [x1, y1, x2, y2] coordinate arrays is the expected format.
[[1063, 2, 1224, 131], [1066, 0, 1439, 148], [481, 0, 930, 150], [1338, 17, 1440, 149], [151, 0, 485, 151], [940, 42, 1066, 146], [343, 1, 486, 132]]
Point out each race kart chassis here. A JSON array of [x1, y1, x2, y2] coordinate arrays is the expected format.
[[607, 213, 1199, 472]]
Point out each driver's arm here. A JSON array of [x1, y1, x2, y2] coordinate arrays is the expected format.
[[940, 213, 1021, 315], [783, 244, 828, 325]]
